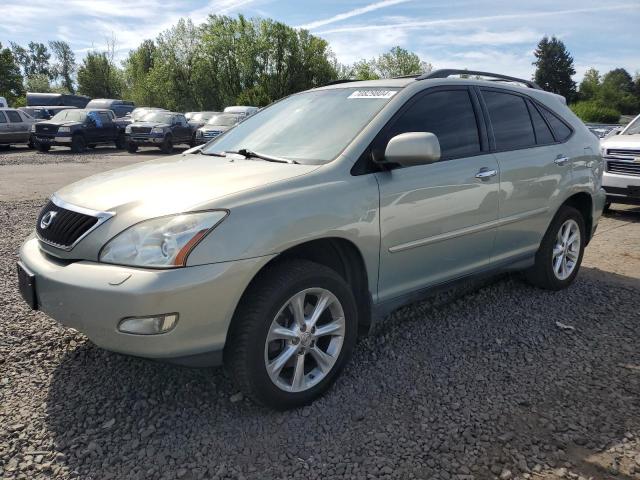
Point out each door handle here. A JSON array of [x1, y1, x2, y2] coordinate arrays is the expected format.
[[554, 156, 569, 166], [475, 168, 497, 180]]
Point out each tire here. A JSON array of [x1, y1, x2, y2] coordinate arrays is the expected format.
[[525, 205, 586, 290], [35, 143, 50, 152], [70, 134, 86, 153], [160, 136, 173, 154], [0, 144, 10, 150], [115, 133, 126, 150], [27, 137, 35, 149], [189, 133, 197, 148], [87, 145, 96, 149], [224, 259, 358, 410], [603, 202, 611, 213], [127, 143, 138, 154]]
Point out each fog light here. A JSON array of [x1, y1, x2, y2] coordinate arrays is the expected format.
[[118, 313, 178, 335]]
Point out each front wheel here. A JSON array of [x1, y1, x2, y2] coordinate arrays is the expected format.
[[115, 133, 126, 149], [35, 143, 50, 152], [525, 205, 585, 290], [70, 134, 86, 153], [127, 143, 138, 153], [225, 260, 358, 409], [160, 136, 173, 154]]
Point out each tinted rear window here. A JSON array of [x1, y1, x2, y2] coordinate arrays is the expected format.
[[386, 89, 481, 159], [0, 112, 6, 123], [540, 106, 572, 141], [527, 101, 555, 145], [483, 91, 535, 150], [6, 110, 22, 123]]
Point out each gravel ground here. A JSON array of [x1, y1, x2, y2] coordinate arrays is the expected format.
[[1, 151, 640, 480]]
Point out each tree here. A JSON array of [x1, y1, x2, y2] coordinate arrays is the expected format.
[[77, 50, 123, 98], [375, 46, 430, 78], [350, 59, 380, 80], [533, 36, 576, 101], [0, 42, 25, 105], [598, 68, 638, 114], [11, 41, 51, 78], [25, 73, 52, 93], [122, 40, 160, 106], [578, 68, 600, 101], [49, 40, 76, 93]]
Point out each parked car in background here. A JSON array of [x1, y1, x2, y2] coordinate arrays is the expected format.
[[586, 123, 623, 139], [129, 107, 167, 123], [18, 70, 606, 409], [26, 92, 90, 108], [125, 111, 193, 153], [19, 107, 53, 121], [187, 111, 221, 144], [185, 112, 196, 120], [600, 113, 640, 209], [85, 99, 135, 118], [31, 109, 126, 153], [0, 108, 37, 148], [194, 112, 242, 144], [223, 105, 259, 119]]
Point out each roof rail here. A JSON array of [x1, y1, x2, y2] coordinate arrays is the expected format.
[[416, 69, 542, 90]]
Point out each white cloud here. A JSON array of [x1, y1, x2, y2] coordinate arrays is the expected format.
[[296, 0, 412, 30]]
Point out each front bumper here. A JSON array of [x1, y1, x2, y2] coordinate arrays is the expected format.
[[33, 134, 72, 146], [19, 237, 274, 365], [126, 133, 165, 146], [603, 171, 640, 205]]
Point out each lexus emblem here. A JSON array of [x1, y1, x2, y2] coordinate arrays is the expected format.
[[40, 211, 58, 229]]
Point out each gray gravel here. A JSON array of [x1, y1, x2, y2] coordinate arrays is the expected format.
[[1, 199, 640, 480]]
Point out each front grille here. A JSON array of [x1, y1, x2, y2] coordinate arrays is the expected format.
[[203, 130, 222, 138], [606, 148, 640, 157], [131, 126, 152, 134], [35, 124, 58, 134], [36, 200, 100, 249], [606, 160, 640, 176]]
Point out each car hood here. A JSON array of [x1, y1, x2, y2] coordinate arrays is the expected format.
[[39, 120, 82, 128], [54, 153, 319, 214], [601, 133, 640, 149]]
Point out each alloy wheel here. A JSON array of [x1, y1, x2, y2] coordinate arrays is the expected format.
[[552, 219, 581, 280]]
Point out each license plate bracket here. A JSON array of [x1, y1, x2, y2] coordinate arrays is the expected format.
[[17, 262, 38, 310]]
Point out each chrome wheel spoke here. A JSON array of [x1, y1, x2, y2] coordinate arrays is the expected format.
[[566, 248, 579, 261], [289, 292, 306, 328], [553, 245, 564, 258], [309, 346, 334, 373], [267, 324, 298, 342], [291, 354, 306, 390], [267, 345, 297, 377], [307, 292, 333, 329], [314, 319, 345, 338]]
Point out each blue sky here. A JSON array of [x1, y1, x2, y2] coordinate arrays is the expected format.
[[1, 0, 638, 81]]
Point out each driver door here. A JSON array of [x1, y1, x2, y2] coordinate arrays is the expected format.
[[374, 87, 500, 302]]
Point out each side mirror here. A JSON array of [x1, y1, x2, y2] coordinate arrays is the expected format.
[[381, 132, 441, 167]]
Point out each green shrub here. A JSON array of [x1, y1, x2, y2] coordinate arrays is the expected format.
[[570, 101, 620, 123]]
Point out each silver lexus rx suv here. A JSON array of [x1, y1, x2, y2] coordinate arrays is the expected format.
[[18, 70, 606, 409]]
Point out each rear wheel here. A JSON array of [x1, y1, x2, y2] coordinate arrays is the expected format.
[[35, 143, 50, 152], [127, 143, 138, 153], [70, 134, 86, 153], [160, 136, 173, 154], [225, 260, 358, 409], [115, 132, 126, 149], [525, 205, 585, 290]]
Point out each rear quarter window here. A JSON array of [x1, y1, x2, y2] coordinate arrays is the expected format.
[[539, 106, 572, 142], [6, 110, 22, 123], [0, 112, 7, 123]]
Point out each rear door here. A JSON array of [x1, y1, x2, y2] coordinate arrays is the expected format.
[[479, 88, 573, 262], [97, 111, 116, 141], [0, 111, 10, 143], [6, 110, 27, 143], [375, 87, 500, 302]]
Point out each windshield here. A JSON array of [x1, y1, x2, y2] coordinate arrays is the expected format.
[[622, 115, 640, 135], [51, 109, 87, 122], [191, 112, 217, 122], [141, 112, 173, 123], [202, 88, 398, 163], [206, 114, 240, 126]]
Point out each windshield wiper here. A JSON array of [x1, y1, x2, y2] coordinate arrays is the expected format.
[[225, 148, 299, 164]]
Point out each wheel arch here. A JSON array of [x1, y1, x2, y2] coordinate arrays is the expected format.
[[561, 191, 593, 243]]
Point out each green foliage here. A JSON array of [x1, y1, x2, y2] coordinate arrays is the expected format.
[[25, 73, 52, 93], [570, 101, 620, 123], [578, 68, 599, 101], [10, 41, 51, 78], [533, 36, 576, 101], [77, 51, 123, 98], [575, 66, 640, 116], [346, 46, 430, 80], [49, 41, 76, 93], [0, 41, 25, 105]]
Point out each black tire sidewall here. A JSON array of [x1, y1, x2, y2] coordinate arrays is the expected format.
[[236, 264, 358, 409], [71, 134, 85, 153], [161, 136, 173, 153], [535, 206, 586, 290], [127, 143, 138, 153]]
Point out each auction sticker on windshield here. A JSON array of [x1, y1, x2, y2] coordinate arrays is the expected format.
[[348, 90, 397, 99]]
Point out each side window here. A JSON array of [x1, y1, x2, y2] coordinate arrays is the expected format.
[[0, 112, 6, 123], [539, 106, 572, 142], [98, 112, 112, 125], [6, 110, 23, 123], [178, 115, 188, 126], [19, 111, 33, 121], [385, 89, 481, 159], [483, 90, 535, 150], [527, 100, 555, 145]]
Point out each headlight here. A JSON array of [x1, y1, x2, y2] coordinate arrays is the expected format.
[[99, 211, 228, 268], [151, 127, 164, 134], [125, 125, 132, 133], [58, 126, 70, 133]]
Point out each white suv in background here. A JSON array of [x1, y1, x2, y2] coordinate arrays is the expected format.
[[600, 113, 640, 209]]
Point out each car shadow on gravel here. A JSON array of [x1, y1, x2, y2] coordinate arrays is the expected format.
[[43, 272, 640, 479]]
